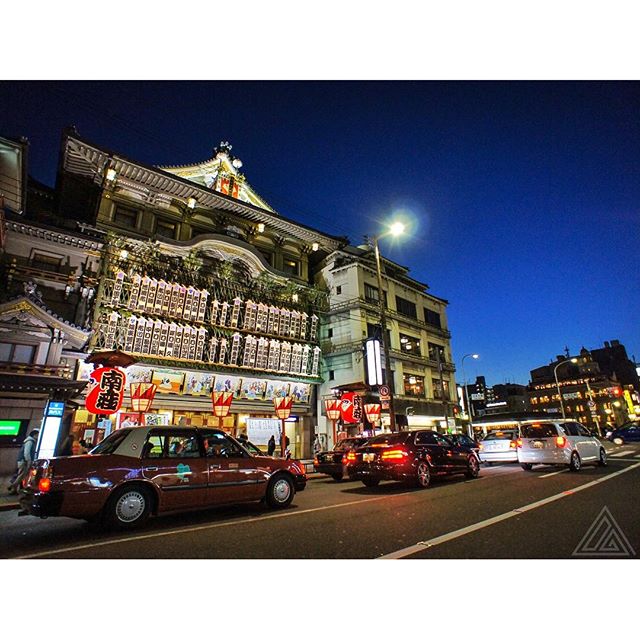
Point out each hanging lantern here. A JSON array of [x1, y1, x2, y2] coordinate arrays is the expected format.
[[364, 403, 382, 425], [324, 398, 342, 421], [212, 391, 234, 418], [130, 382, 157, 414], [86, 367, 126, 415], [273, 396, 294, 420]]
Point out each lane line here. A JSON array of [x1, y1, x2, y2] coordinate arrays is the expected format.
[[610, 451, 635, 458], [12, 493, 406, 559], [377, 461, 640, 559], [538, 469, 568, 478]]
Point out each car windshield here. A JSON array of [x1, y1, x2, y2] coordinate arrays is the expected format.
[[522, 424, 558, 438], [365, 433, 408, 447], [90, 429, 131, 455], [240, 441, 263, 455], [483, 431, 516, 441], [334, 439, 366, 451]]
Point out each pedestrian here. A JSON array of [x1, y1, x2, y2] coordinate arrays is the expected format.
[[313, 434, 322, 455], [8, 429, 39, 494], [238, 432, 249, 444], [267, 435, 276, 456]]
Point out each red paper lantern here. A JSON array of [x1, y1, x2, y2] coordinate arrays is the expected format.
[[340, 392, 363, 424], [273, 396, 293, 420], [324, 398, 342, 421], [212, 391, 234, 418], [130, 382, 157, 413], [86, 367, 126, 415]]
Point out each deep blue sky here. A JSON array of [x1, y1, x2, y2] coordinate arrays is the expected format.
[[1, 81, 638, 385]]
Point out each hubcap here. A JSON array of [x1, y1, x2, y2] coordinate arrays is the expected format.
[[417, 463, 429, 486], [273, 478, 291, 503], [573, 454, 580, 470], [116, 490, 146, 523], [470, 457, 479, 474]]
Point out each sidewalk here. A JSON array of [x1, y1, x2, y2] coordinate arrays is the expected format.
[[0, 476, 20, 512]]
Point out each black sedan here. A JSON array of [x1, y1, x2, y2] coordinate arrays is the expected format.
[[346, 430, 480, 488], [314, 437, 368, 481]]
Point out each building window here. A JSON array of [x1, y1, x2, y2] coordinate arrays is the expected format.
[[30, 252, 62, 272], [399, 333, 421, 356], [113, 206, 138, 228], [433, 379, 450, 400], [156, 219, 176, 239], [327, 328, 333, 338], [282, 257, 300, 276], [428, 342, 446, 362], [403, 373, 425, 397], [395, 296, 417, 319], [424, 308, 441, 328], [364, 283, 379, 303], [0, 342, 36, 364], [329, 370, 335, 380], [367, 323, 390, 346], [336, 285, 342, 295]]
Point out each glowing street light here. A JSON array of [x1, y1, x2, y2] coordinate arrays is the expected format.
[[554, 357, 579, 419], [130, 382, 158, 426], [461, 353, 479, 437], [369, 220, 406, 432]]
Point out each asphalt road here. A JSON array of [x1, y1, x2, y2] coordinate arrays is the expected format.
[[2, 443, 639, 560]]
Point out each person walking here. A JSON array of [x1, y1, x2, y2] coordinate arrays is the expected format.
[[313, 434, 322, 455], [267, 435, 276, 456], [238, 432, 249, 445], [8, 429, 39, 494]]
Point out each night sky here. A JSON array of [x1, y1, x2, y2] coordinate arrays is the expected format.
[[1, 81, 638, 385]]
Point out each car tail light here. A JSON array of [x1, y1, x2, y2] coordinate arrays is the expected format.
[[313, 456, 319, 464], [478, 443, 484, 450], [516, 438, 523, 448], [555, 436, 567, 448], [509, 440, 517, 449], [381, 447, 409, 462], [344, 451, 356, 464], [38, 478, 52, 493]]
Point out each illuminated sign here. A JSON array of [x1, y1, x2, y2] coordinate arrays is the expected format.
[[0, 420, 21, 436], [86, 367, 126, 414], [365, 339, 383, 386], [46, 402, 65, 417]]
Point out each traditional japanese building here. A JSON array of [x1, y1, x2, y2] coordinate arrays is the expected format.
[[56, 129, 344, 458]]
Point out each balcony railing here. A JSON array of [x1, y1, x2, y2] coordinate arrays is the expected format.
[[0, 362, 73, 379]]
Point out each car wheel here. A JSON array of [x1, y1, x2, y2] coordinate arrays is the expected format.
[[521, 463, 533, 471], [104, 484, 152, 530], [415, 461, 431, 488], [569, 451, 581, 472], [265, 474, 294, 508], [362, 478, 380, 487], [612, 437, 624, 446], [465, 455, 480, 479], [331, 473, 344, 482], [598, 448, 607, 467]]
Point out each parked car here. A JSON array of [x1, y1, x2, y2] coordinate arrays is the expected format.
[[607, 423, 640, 445], [314, 437, 368, 481], [346, 430, 480, 488], [19, 426, 306, 529], [478, 429, 519, 464], [517, 421, 606, 471]]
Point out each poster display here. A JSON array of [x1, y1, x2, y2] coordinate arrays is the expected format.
[[240, 378, 267, 400], [151, 369, 185, 394], [184, 371, 214, 396]]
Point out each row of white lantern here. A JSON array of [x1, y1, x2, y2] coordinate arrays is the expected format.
[[101, 311, 322, 376], [111, 272, 319, 341]]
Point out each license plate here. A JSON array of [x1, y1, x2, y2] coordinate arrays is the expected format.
[[363, 453, 375, 463], [533, 441, 544, 449]]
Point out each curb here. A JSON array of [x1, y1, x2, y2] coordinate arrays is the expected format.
[[0, 501, 20, 512]]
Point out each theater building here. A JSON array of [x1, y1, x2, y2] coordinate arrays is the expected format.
[[56, 129, 343, 458]]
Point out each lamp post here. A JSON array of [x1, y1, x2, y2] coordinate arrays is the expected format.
[[212, 390, 234, 430], [553, 358, 578, 419], [130, 382, 158, 426], [274, 396, 294, 457], [461, 353, 479, 437], [369, 221, 405, 432], [324, 397, 342, 447]]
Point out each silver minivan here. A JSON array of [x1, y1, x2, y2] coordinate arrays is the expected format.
[[517, 421, 606, 471]]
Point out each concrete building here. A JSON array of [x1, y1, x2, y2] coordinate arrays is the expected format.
[[315, 244, 456, 444]]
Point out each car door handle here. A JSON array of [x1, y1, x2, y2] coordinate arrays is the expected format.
[[145, 466, 158, 472]]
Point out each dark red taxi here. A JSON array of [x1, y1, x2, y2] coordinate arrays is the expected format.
[[19, 426, 306, 529]]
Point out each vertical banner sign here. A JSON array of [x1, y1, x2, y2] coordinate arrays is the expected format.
[[311, 346, 321, 376], [86, 367, 126, 415], [128, 274, 141, 310], [157, 321, 170, 357], [290, 311, 300, 338], [256, 337, 269, 370], [208, 336, 218, 363], [217, 337, 228, 364], [301, 344, 311, 375], [210, 299, 220, 326], [155, 280, 167, 315], [230, 297, 242, 328], [219, 301, 230, 326], [179, 326, 192, 360], [268, 339, 281, 371], [340, 392, 363, 424], [300, 312, 308, 340], [197, 290, 208, 323], [195, 327, 207, 361], [256, 303, 268, 332], [174, 325, 184, 358], [111, 270, 125, 306], [279, 342, 292, 372], [132, 316, 146, 353], [291, 343, 303, 374], [161, 281, 171, 316], [310, 315, 319, 342], [268, 306, 280, 335], [150, 319, 163, 356], [124, 315, 137, 352], [279, 309, 291, 337], [137, 276, 151, 311], [229, 332, 242, 365], [146, 278, 158, 312], [166, 322, 177, 357]]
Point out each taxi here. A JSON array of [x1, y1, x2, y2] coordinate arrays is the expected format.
[[19, 426, 306, 529]]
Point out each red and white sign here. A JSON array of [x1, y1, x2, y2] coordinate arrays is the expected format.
[[86, 367, 126, 415], [379, 385, 390, 400]]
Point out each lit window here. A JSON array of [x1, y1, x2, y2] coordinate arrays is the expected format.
[[404, 374, 425, 397], [282, 258, 299, 276]]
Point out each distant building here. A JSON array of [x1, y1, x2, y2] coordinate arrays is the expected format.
[[527, 343, 640, 433], [463, 376, 529, 417]]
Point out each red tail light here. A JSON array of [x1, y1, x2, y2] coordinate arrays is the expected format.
[[478, 443, 484, 450], [381, 447, 409, 461], [509, 440, 517, 449], [38, 478, 51, 493], [516, 438, 523, 448], [344, 451, 356, 463], [555, 436, 567, 448]]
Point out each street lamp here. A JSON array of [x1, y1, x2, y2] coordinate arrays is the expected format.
[[324, 397, 342, 447], [274, 396, 294, 457], [212, 390, 234, 430], [363, 403, 382, 436], [130, 382, 158, 426], [461, 353, 479, 437], [370, 221, 405, 432], [553, 358, 578, 419]]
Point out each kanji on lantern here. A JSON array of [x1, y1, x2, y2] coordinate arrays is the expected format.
[[86, 367, 126, 415]]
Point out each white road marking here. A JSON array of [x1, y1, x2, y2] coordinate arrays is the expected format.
[[377, 461, 640, 559], [538, 469, 568, 478], [12, 493, 406, 559], [610, 451, 634, 457]]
